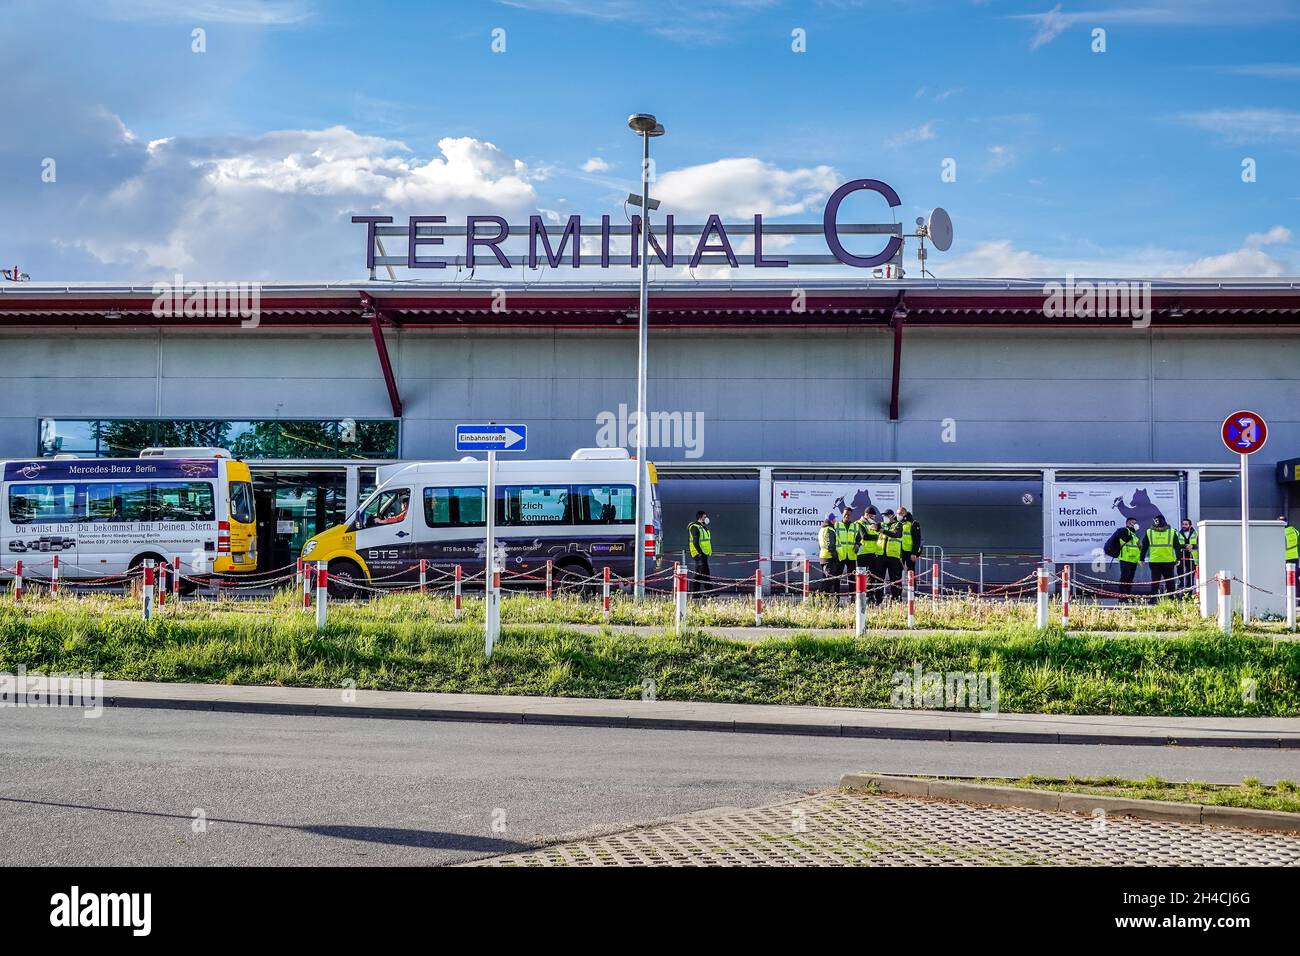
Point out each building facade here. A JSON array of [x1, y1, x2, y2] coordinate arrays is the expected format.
[[2, 278, 1297, 585]]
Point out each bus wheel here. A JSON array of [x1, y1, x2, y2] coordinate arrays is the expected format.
[[554, 559, 594, 597], [327, 560, 364, 600]]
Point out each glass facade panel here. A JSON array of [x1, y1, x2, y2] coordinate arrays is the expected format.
[[37, 418, 398, 460]]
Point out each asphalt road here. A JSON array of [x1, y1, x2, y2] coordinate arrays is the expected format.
[[3, 707, 1297, 866]]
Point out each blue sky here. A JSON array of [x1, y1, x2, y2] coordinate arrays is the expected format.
[[4, 0, 1299, 280]]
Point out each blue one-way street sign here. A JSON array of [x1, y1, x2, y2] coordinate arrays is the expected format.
[[455, 423, 527, 452]]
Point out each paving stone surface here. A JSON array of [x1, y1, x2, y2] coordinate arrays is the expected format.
[[469, 790, 1300, 867]]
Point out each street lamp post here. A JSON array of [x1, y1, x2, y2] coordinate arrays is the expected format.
[[628, 113, 663, 599]]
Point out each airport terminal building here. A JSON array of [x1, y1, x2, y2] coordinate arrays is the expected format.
[[2, 277, 1298, 586]]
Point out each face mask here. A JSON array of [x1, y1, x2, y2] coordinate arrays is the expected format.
[[702, 517, 709, 525]]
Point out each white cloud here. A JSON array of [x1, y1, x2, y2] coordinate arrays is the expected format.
[[495, 0, 780, 44], [942, 229, 1293, 279], [1178, 108, 1300, 142], [581, 157, 611, 173], [29, 120, 541, 278], [985, 144, 1015, 170], [98, 0, 312, 24], [1246, 225, 1292, 246], [1013, 1, 1300, 49], [653, 157, 839, 218], [885, 122, 937, 148]]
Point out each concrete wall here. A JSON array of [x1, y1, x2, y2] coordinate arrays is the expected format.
[[2, 325, 1295, 521]]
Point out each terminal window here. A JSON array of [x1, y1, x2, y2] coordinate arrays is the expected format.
[[38, 418, 399, 460]]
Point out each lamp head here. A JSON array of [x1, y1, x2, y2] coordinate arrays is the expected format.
[[628, 113, 659, 134]]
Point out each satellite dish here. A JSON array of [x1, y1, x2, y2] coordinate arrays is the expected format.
[[927, 207, 953, 252]]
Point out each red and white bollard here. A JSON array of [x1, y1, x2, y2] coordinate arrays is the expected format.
[[157, 561, 167, 607], [802, 558, 811, 603], [13, 560, 22, 603], [754, 569, 763, 626], [454, 564, 463, 617], [1035, 568, 1049, 629], [930, 558, 939, 608], [296, 558, 303, 590], [602, 565, 611, 621], [419, 558, 428, 594], [173, 556, 181, 601], [1217, 570, 1232, 635], [545, 559, 554, 601], [674, 562, 687, 634], [906, 570, 916, 628], [854, 568, 867, 636], [1287, 564, 1297, 632], [51, 554, 60, 597], [302, 561, 314, 611], [315, 561, 328, 630], [1061, 565, 1071, 630], [142, 559, 155, 622]]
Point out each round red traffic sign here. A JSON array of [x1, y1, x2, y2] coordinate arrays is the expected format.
[[1221, 410, 1268, 455]]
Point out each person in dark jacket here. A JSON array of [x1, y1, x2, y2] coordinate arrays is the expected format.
[[1103, 517, 1143, 602], [817, 513, 840, 597], [1176, 518, 1198, 596]]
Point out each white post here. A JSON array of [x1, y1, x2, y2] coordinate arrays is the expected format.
[[419, 558, 427, 594], [930, 558, 939, 608], [854, 568, 867, 637], [978, 552, 984, 596], [454, 564, 463, 618], [485, 566, 501, 655], [1240, 453, 1252, 622], [1061, 565, 1071, 630], [1035, 567, 1049, 629], [802, 558, 810, 603], [545, 559, 553, 600], [674, 562, 686, 635], [485, 447, 499, 656], [602, 565, 611, 622], [1217, 570, 1231, 635], [142, 559, 155, 622], [315, 561, 328, 630], [1286, 563, 1296, 632], [754, 569, 763, 626], [906, 569, 916, 629]]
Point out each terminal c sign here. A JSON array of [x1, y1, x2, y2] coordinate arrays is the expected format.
[[352, 179, 905, 271]]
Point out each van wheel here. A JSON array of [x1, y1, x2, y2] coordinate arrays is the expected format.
[[554, 559, 595, 596], [327, 560, 365, 600]]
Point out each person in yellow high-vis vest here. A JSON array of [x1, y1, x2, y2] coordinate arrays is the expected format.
[[687, 511, 711, 596], [896, 505, 923, 575], [1143, 513, 1178, 599], [818, 514, 840, 596], [878, 509, 905, 601], [834, 507, 856, 600], [1281, 516, 1299, 569], [1177, 518, 1198, 595], [854, 506, 884, 605], [1104, 518, 1143, 602]]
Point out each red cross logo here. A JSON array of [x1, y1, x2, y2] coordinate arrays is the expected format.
[[780, 490, 789, 498], [1058, 491, 1067, 499]]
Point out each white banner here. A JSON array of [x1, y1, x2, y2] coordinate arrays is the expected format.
[[772, 481, 901, 561], [1050, 482, 1181, 562]]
